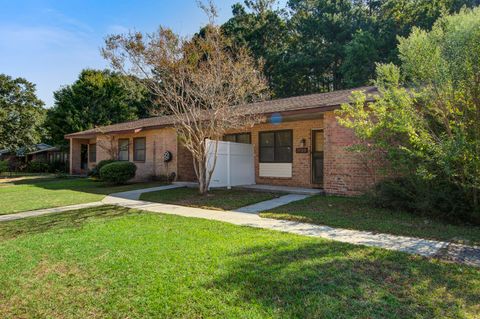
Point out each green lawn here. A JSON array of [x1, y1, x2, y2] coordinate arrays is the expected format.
[[0, 206, 478, 318], [0, 177, 165, 215], [261, 195, 480, 246], [140, 187, 282, 210]]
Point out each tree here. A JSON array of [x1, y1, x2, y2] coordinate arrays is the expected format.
[[222, 0, 479, 98], [222, 0, 287, 98], [102, 3, 269, 194], [341, 30, 379, 87], [45, 69, 152, 145], [0, 74, 45, 151], [337, 7, 480, 223]]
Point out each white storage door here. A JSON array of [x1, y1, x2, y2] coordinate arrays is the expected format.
[[206, 139, 255, 188]]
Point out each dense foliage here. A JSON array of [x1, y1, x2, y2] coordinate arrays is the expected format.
[[223, 0, 480, 97], [0, 160, 8, 174], [25, 161, 50, 173], [337, 8, 480, 223], [45, 69, 153, 145], [0, 74, 45, 151], [99, 161, 137, 185], [88, 159, 118, 179]]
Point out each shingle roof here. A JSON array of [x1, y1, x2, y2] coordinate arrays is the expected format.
[[65, 86, 378, 138]]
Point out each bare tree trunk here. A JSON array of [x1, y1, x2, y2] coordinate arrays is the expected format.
[[197, 157, 208, 195]]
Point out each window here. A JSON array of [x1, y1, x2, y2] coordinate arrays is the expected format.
[[89, 144, 96, 162], [223, 133, 251, 144], [133, 137, 146, 162], [259, 130, 292, 163], [118, 139, 129, 161]]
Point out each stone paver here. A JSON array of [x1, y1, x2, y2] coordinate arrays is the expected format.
[[234, 194, 311, 213], [0, 202, 104, 222]]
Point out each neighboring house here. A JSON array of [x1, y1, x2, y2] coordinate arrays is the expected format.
[[65, 86, 379, 195], [0, 143, 68, 164]]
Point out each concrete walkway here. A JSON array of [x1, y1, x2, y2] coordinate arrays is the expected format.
[[234, 194, 310, 213], [238, 184, 324, 195], [1, 185, 479, 267], [102, 188, 480, 266], [106, 184, 182, 200], [0, 202, 104, 222]]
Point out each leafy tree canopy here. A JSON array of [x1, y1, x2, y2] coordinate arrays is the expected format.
[[223, 0, 480, 97], [46, 69, 152, 145], [0, 74, 45, 151], [337, 7, 480, 222]]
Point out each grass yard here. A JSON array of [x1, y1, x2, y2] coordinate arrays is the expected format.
[[261, 195, 480, 246], [0, 177, 165, 215], [140, 187, 282, 210], [0, 206, 478, 318]]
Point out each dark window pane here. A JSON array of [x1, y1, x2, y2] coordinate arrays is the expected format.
[[236, 133, 251, 144], [89, 144, 96, 162], [276, 131, 292, 147], [119, 151, 128, 161], [260, 132, 274, 147], [133, 138, 146, 161], [119, 140, 129, 151], [134, 150, 145, 161], [223, 134, 236, 143], [134, 138, 145, 150], [118, 139, 129, 161], [275, 146, 292, 162], [260, 147, 274, 162]]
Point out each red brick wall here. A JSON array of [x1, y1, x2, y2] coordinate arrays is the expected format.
[[323, 111, 376, 195], [249, 118, 324, 188], [94, 128, 178, 181], [176, 140, 197, 182], [71, 112, 378, 195]]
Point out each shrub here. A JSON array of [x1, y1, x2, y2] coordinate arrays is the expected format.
[[99, 161, 137, 185], [48, 160, 67, 173], [0, 160, 8, 174], [371, 177, 478, 224], [88, 159, 117, 178], [26, 161, 50, 173]]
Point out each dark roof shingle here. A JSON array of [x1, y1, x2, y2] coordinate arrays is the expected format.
[[65, 86, 378, 138]]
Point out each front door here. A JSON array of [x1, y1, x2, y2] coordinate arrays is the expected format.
[[312, 129, 324, 186], [80, 144, 88, 171]]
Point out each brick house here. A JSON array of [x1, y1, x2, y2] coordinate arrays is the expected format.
[[65, 86, 378, 195]]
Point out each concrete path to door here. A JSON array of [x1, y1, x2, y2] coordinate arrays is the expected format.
[[234, 194, 311, 213]]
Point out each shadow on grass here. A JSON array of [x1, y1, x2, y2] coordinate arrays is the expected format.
[[4, 176, 166, 196], [0, 205, 137, 241], [208, 241, 480, 318]]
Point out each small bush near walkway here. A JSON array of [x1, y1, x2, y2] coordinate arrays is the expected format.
[[88, 159, 117, 178], [100, 161, 137, 185]]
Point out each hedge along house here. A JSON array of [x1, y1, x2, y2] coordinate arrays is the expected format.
[[65, 86, 379, 196]]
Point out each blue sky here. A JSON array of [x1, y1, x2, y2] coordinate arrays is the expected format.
[[0, 0, 266, 107]]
